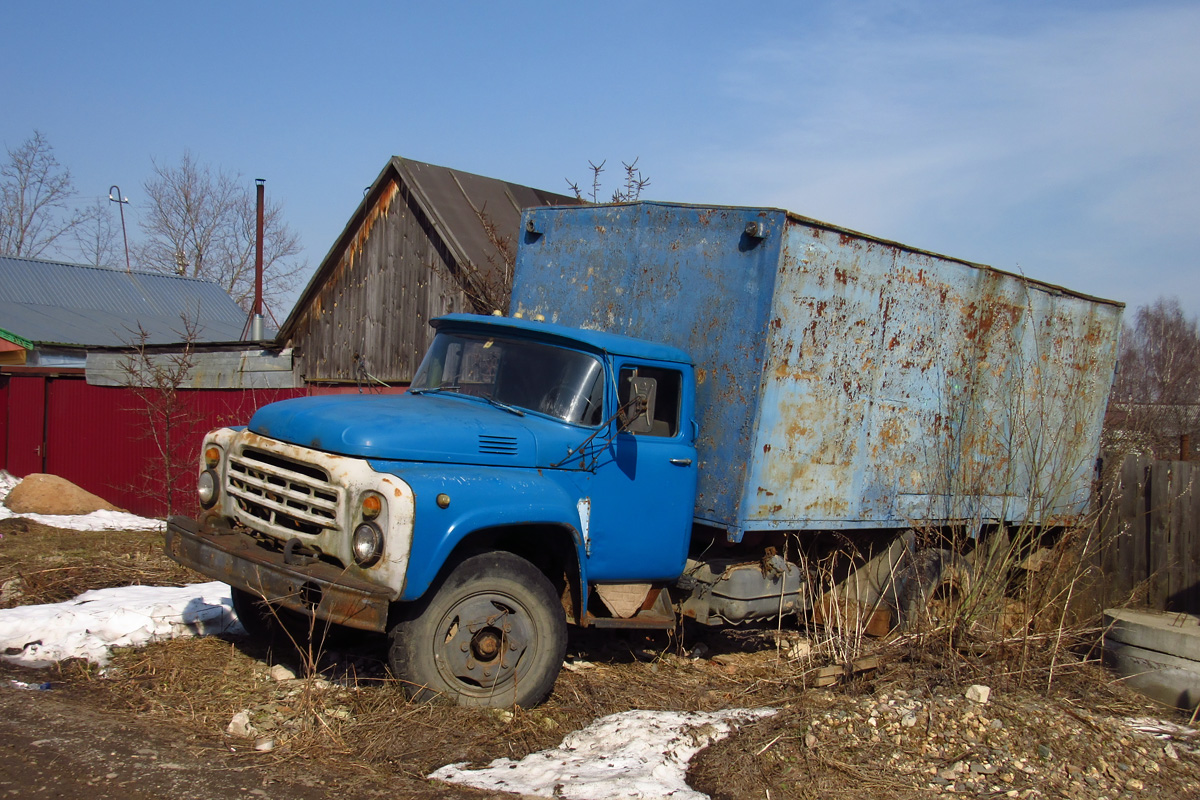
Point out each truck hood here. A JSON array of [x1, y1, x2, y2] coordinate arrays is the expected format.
[[246, 393, 544, 467]]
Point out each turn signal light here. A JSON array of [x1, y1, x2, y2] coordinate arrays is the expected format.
[[362, 494, 382, 519]]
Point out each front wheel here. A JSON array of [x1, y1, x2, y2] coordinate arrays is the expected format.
[[231, 586, 299, 643], [230, 587, 338, 658], [388, 552, 567, 708]]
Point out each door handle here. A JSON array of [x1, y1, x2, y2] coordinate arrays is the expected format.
[[669, 458, 693, 466]]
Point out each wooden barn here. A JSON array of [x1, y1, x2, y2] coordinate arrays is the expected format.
[[277, 157, 578, 386]]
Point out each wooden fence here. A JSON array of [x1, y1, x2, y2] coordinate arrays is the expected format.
[[1098, 455, 1200, 614]]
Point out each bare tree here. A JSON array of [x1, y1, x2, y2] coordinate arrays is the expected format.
[[1108, 297, 1200, 459], [71, 197, 122, 269], [462, 205, 516, 315], [566, 158, 650, 203], [0, 131, 85, 258], [136, 152, 305, 311]]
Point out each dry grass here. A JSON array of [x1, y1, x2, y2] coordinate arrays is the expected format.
[[3, 514, 1197, 798], [0, 517, 193, 607], [78, 625, 823, 789]]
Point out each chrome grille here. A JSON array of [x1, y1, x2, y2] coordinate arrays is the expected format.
[[227, 447, 340, 535]]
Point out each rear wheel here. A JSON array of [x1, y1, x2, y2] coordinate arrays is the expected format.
[[388, 552, 567, 708], [890, 548, 972, 631]]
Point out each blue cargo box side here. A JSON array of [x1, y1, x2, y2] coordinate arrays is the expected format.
[[513, 202, 1123, 539]]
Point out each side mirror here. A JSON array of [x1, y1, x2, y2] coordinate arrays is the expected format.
[[622, 376, 657, 434]]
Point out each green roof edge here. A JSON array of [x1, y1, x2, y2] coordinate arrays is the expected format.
[[0, 327, 34, 350]]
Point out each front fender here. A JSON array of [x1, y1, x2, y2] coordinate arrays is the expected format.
[[373, 462, 590, 603]]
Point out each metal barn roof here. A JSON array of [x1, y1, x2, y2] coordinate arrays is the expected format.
[[0, 256, 247, 347]]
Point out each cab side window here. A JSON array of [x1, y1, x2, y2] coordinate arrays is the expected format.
[[618, 366, 682, 437]]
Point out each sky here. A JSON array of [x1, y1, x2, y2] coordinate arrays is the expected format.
[[4, 1, 1199, 321]]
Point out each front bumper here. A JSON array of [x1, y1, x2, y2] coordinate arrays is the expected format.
[[165, 514, 394, 632]]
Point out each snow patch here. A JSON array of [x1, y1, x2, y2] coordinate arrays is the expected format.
[[430, 707, 777, 800], [0, 582, 240, 666]]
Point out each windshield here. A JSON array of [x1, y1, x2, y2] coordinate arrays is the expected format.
[[412, 332, 605, 425]]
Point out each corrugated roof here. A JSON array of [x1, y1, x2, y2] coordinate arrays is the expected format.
[[397, 158, 577, 283], [278, 157, 578, 340], [0, 256, 248, 347]]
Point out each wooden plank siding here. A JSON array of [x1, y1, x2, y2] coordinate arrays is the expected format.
[[1096, 455, 1200, 613], [289, 178, 472, 383], [278, 157, 579, 388]]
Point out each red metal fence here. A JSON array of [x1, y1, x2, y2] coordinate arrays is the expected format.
[[1, 371, 305, 517]]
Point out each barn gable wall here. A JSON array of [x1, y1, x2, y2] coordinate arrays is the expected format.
[[291, 177, 472, 383]]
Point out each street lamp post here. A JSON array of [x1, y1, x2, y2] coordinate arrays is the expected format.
[[108, 185, 131, 273]]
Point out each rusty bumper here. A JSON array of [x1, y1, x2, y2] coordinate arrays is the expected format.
[[165, 514, 393, 633]]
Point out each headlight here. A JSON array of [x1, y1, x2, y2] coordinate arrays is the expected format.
[[352, 522, 383, 567], [198, 469, 219, 508]]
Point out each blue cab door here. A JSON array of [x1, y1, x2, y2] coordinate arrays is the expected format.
[[569, 359, 698, 581]]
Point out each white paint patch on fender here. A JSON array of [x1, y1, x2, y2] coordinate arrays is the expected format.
[[576, 497, 591, 556]]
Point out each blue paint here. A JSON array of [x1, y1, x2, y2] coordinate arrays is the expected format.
[[273, 313, 702, 602], [514, 201, 1123, 538]]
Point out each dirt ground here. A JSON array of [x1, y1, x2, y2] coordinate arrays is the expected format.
[[2, 516, 1200, 800]]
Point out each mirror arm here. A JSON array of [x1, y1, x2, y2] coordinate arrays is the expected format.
[[550, 396, 646, 470]]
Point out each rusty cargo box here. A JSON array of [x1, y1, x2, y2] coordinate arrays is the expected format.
[[512, 202, 1122, 540]]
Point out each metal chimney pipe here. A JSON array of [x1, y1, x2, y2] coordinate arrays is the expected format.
[[252, 179, 266, 340], [254, 179, 265, 316]]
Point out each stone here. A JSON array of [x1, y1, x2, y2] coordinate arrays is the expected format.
[[270, 664, 297, 682], [4, 473, 123, 515], [965, 684, 992, 704], [0, 578, 24, 604], [226, 710, 255, 738]]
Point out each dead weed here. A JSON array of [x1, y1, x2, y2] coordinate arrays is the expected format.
[[0, 517, 192, 607]]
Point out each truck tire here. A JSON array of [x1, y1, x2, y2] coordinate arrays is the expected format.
[[388, 552, 567, 708], [890, 548, 972, 631], [230, 587, 318, 651]]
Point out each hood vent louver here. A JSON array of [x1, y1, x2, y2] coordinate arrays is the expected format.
[[478, 434, 519, 456]]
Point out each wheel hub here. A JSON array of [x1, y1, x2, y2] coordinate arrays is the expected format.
[[471, 629, 502, 660], [439, 596, 532, 688]]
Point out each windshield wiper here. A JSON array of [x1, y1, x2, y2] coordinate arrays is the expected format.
[[484, 396, 525, 417], [411, 385, 525, 416], [409, 384, 462, 395]]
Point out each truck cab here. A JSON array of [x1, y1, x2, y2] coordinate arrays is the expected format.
[[166, 313, 697, 707]]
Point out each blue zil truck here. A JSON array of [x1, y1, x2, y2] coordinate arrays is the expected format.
[[166, 202, 1122, 708]]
